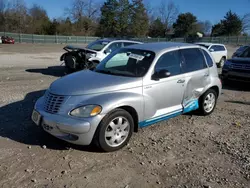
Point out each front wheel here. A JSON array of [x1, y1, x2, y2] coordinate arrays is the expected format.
[[198, 89, 218, 115], [95, 109, 134, 152]]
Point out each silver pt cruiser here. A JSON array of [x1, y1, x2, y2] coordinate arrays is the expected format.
[[32, 42, 222, 152]]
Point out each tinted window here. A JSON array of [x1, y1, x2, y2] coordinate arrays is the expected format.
[[202, 49, 213, 67], [107, 42, 122, 52], [123, 42, 137, 46], [181, 48, 207, 72], [210, 45, 225, 52], [87, 40, 110, 51], [155, 50, 181, 76]]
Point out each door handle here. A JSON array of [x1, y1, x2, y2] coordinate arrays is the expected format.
[[177, 79, 185, 83], [204, 73, 209, 77]]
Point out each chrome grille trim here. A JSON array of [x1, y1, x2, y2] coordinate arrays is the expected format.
[[44, 92, 67, 114], [230, 63, 250, 70]]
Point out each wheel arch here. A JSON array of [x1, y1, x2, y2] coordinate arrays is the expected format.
[[117, 106, 139, 132]]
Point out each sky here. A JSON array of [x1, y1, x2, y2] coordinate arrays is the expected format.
[[24, 0, 250, 24]]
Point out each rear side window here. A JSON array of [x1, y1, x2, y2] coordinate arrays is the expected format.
[[202, 49, 213, 67], [210, 45, 225, 52], [155, 50, 181, 76], [181, 48, 207, 73]]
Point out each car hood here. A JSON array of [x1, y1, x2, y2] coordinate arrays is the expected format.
[[49, 70, 142, 95]]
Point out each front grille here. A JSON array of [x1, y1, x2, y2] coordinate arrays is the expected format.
[[44, 92, 66, 114], [230, 63, 250, 71]]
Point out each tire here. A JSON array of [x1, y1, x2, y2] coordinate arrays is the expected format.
[[218, 57, 226, 68], [198, 89, 218, 116], [95, 109, 134, 152]]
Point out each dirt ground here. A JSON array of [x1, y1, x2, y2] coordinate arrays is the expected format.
[[0, 44, 250, 188]]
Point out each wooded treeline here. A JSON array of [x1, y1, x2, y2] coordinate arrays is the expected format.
[[0, 0, 249, 37]]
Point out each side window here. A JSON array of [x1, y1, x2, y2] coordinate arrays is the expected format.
[[155, 50, 181, 76], [123, 42, 137, 47], [202, 49, 213, 67], [181, 48, 207, 73], [211, 45, 225, 52], [106, 42, 122, 53]]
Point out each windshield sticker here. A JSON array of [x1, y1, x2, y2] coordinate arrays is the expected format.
[[128, 53, 145, 61], [102, 42, 109, 45]]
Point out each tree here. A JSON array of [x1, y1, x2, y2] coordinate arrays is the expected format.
[[29, 4, 50, 34], [197, 20, 212, 35], [130, 0, 149, 37], [98, 0, 119, 37], [148, 18, 165, 37], [173, 12, 197, 37], [66, 0, 99, 35], [115, 0, 131, 36], [211, 10, 242, 36], [159, 0, 178, 29], [222, 10, 242, 36], [211, 22, 224, 36], [241, 13, 250, 33]]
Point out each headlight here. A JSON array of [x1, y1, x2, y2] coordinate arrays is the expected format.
[[70, 105, 102, 118]]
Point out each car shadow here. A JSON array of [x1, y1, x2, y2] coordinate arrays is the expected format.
[[221, 79, 250, 91], [225, 100, 250, 105], [0, 90, 100, 153], [26, 66, 71, 77]]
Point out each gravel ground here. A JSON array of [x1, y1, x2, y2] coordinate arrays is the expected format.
[[0, 44, 250, 188]]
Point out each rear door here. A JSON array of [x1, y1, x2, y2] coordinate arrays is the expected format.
[[180, 48, 210, 113]]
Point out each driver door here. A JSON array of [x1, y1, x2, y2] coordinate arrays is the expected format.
[[142, 50, 186, 126]]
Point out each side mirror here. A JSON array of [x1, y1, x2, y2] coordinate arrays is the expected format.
[[104, 49, 112, 54], [209, 49, 214, 52], [152, 69, 171, 80]]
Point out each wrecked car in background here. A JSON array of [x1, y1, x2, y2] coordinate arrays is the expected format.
[[60, 39, 142, 71]]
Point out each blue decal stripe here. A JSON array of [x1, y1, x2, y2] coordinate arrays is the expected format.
[[139, 110, 182, 128]]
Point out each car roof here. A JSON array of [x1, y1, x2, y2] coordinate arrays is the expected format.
[[124, 42, 198, 53], [195, 42, 225, 46], [98, 38, 142, 43]]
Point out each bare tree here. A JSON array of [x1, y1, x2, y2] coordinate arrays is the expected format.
[[159, 0, 179, 28], [241, 13, 250, 33], [66, 0, 99, 21]]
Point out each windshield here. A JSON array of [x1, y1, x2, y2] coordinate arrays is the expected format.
[[237, 46, 249, 52], [95, 48, 155, 77], [196, 44, 210, 48], [87, 40, 110, 51]]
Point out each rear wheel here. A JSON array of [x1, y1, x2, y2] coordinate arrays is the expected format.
[[95, 109, 134, 152], [198, 89, 218, 115]]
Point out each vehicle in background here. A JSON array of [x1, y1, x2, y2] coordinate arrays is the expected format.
[[60, 39, 142, 71], [0, 37, 2, 44], [1, 36, 15, 44], [195, 43, 227, 68], [222, 47, 250, 82], [232, 45, 250, 58], [32, 42, 221, 152]]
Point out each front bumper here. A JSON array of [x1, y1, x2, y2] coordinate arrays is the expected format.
[[32, 97, 104, 146], [222, 69, 250, 82]]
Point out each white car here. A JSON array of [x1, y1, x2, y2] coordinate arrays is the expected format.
[[195, 43, 227, 68], [60, 39, 142, 71]]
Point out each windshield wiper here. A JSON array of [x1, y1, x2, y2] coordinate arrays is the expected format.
[[95, 69, 113, 75]]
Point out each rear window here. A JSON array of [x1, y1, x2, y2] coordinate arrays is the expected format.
[[202, 49, 213, 67], [181, 48, 207, 72]]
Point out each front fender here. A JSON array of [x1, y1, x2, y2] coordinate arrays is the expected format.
[[76, 89, 144, 122]]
